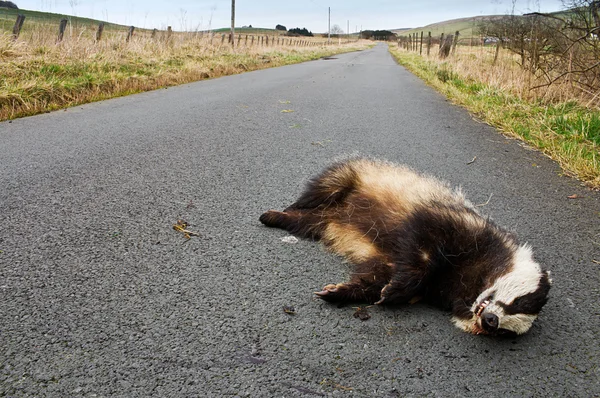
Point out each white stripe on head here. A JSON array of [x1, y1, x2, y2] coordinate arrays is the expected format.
[[490, 244, 542, 304]]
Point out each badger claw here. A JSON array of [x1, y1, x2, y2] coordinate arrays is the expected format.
[[314, 284, 339, 297], [314, 289, 335, 296]]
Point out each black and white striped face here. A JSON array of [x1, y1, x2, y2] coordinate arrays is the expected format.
[[454, 245, 552, 335]]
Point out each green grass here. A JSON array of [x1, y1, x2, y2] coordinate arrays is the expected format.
[[388, 46, 600, 188]]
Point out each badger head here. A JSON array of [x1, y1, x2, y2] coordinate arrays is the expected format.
[[453, 245, 552, 336]]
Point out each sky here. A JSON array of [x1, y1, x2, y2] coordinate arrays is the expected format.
[[16, 0, 566, 32]]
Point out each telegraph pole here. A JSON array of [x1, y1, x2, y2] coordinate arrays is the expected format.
[[328, 7, 331, 44], [230, 0, 235, 48]]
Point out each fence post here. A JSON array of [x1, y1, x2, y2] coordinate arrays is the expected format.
[[96, 22, 105, 42], [57, 18, 68, 43], [251, 35, 254, 46], [245, 35, 248, 46], [439, 34, 453, 58], [126, 26, 135, 42], [12, 14, 25, 41], [151, 28, 157, 39], [221, 34, 226, 45], [451, 30, 459, 55], [237, 34, 241, 46], [427, 31, 431, 56], [419, 31, 423, 55]]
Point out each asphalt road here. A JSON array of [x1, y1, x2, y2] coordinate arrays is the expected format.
[[1, 43, 599, 397]]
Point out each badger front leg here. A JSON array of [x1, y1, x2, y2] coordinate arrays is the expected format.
[[315, 259, 393, 304], [374, 265, 431, 305]]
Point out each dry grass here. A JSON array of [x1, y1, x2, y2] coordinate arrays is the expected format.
[[389, 44, 600, 189], [0, 25, 370, 120]]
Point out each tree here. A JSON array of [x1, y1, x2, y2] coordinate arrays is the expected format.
[[276, 24, 287, 31], [330, 24, 344, 35], [360, 30, 397, 41], [0, 1, 18, 9], [288, 27, 313, 37]]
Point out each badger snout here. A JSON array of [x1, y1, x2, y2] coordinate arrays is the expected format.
[[481, 313, 499, 333]]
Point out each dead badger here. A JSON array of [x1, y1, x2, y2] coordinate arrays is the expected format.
[[260, 158, 551, 335]]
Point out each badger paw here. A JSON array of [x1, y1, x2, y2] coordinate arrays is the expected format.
[[314, 283, 352, 302], [374, 283, 392, 305]]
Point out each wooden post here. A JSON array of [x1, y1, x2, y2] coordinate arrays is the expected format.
[[237, 34, 241, 46], [57, 18, 68, 43], [439, 34, 453, 58], [96, 23, 105, 42], [12, 14, 25, 41], [493, 38, 503, 65], [251, 35, 254, 46], [266, 36, 269, 46], [126, 26, 135, 42], [221, 34, 226, 45], [245, 35, 248, 46], [151, 28, 157, 39], [451, 30, 459, 55], [427, 32, 431, 56], [419, 31, 423, 55]]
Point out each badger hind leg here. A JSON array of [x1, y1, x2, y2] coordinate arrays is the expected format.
[[259, 209, 326, 240], [315, 259, 393, 304]]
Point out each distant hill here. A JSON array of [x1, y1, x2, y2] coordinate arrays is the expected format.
[[391, 11, 569, 40], [391, 15, 505, 39], [0, 7, 129, 32]]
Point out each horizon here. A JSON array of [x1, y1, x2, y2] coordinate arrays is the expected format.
[[12, 1, 565, 33]]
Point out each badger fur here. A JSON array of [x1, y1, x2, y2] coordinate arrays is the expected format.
[[260, 158, 551, 335]]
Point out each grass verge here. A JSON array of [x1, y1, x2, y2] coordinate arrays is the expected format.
[[0, 33, 370, 121], [388, 45, 599, 189]]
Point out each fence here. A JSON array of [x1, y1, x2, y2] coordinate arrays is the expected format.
[[4, 12, 341, 48], [398, 30, 469, 58]]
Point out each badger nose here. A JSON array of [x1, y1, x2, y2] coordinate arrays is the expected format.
[[481, 313, 499, 332]]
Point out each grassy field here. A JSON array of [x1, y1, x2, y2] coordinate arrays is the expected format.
[[0, 8, 370, 121], [388, 44, 600, 189]]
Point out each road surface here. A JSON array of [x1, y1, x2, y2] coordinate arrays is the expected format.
[[1, 43, 599, 396]]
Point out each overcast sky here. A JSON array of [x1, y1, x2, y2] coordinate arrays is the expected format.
[[17, 0, 566, 32]]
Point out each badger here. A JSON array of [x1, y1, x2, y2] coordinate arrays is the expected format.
[[260, 157, 551, 336]]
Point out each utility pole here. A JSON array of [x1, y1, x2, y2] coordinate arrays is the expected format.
[[230, 0, 235, 48], [347, 20, 349, 42], [328, 7, 331, 44]]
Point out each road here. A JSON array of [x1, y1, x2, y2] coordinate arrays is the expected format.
[[1, 43, 599, 397]]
